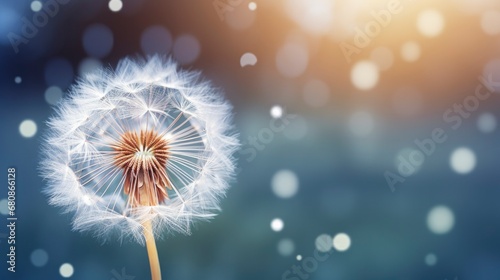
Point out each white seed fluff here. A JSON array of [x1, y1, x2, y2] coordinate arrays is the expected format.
[[40, 56, 239, 244]]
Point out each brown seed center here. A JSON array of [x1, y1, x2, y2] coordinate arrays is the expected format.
[[112, 130, 172, 207]]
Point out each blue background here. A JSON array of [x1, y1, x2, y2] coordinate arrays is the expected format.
[[1, 0, 500, 279]]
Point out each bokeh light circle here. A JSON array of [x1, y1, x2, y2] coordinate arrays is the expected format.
[[427, 205, 455, 234], [315, 234, 333, 252], [477, 113, 496, 133], [350, 61, 379, 90], [271, 170, 299, 199], [276, 42, 309, 78], [401, 41, 421, 62], [172, 34, 201, 65], [31, 1, 42, 12], [349, 111, 375, 137], [332, 233, 351, 252], [283, 116, 308, 141], [450, 147, 476, 174], [481, 11, 500, 35], [108, 0, 123, 12], [482, 58, 500, 81], [425, 253, 437, 266], [59, 263, 74, 278], [44, 86, 63, 105], [271, 218, 284, 232], [0, 199, 8, 215], [141, 26, 173, 55], [78, 58, 102, 76], [31, 249, 49, 267], [82, 24, 114, 58], [270, 105, 283, 118], [19, 119, 37, 138], [370, 47, 394, 71], [285, 0, 334, 35], [240, 52, 257, 67], [277, 238, 295, 256], [417, 10, 445, 37], [394, 148, 425, 176], [0, 7, 19, 46], [302, 79, 330, 107]]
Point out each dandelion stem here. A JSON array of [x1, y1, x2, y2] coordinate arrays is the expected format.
[[143, 220, 162, 280]]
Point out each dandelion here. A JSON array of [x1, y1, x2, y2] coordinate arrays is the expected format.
[[40, 56, 239, 280]]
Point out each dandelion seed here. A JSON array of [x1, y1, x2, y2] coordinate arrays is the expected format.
[[40, 56, 239, 280]]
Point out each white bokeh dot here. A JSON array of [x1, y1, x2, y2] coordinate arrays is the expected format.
[[455, 0, 496, 15], [315, 234, 333, 252], [417, 10, 445, 37], [14, 76, 22, 84], [0, 199, 8, 215], [271, 218, 284, 232], [31, 1, 42, 12], [401, 41, 421, 62], [240, 52, 257, 67], [283, 116, 308, 141], [276, 42, 309, 78], [394, 148, 425, 176], [271, 170, 299, 199], [83, 24, 114, 58], [172, 34, 201, 65], [427, 205, 455, 235], [481, 11, 500, 35], [44, 86, 63, 105], [477, 113, 496, 133], [332, 233, 351, 252], [349, 111, 375, 138], [108, 0, 123, 12], [285, 0, 334, 35], [59, 263, 74, 278], [31, 249, 49, 267], [248, 2, 257, 11], [270, 105, 283, 118], [450, 147, 476, 174], [302, 79, 330, 107], [350, 61, 379, 90], [277, 239, 295, 257], [19, 119, 37, 138], [140, 26, 173, 55], [370, 47, 394, 71], [78, 58, 102, 76], [482, 59, 500, 83], [425, 253, 437, 266], [296, 255, 302, 261]]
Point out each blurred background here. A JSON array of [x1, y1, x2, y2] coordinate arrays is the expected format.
[[1, 0, 500, 279]]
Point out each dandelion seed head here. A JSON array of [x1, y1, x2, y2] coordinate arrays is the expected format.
[[41, 56, 239, 244]]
